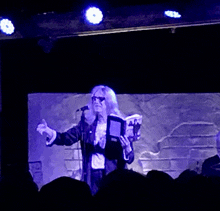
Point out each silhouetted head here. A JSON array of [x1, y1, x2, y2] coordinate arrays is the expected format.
[[39, 176, 92, 211], [146, 169, 173, 183], [94, 169, 148, 211], [175, 169, 198, 184]]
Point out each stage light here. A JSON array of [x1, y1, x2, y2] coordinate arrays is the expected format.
[[0, 18, 15, 35], [85, 7, 103, 24], [164, 10, 181, 18]]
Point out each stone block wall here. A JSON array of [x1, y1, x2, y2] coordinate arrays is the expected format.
[[28, 93, 220, 188], [64, 142, 82, 180], [29, 161, 44, 188], [139, 122, 218, 178]]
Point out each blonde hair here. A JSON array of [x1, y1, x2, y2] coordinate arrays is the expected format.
[[216, 131, 220, 150], [85, 85, 123, 124]]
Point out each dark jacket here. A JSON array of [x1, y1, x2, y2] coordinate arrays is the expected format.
[[202, 154, 220, 177], [51, 119, 134, 187]]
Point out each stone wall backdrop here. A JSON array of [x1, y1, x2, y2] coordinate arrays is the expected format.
[[28, 93, 220, 188]]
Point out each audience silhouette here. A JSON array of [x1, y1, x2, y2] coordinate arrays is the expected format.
[[145, 170, 176, 211], [1, 165, 220, 211], [94, 169, 149, 211], [0, 164, 39, 211], [38, 176, 93, 211]]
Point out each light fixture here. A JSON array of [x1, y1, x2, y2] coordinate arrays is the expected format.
[[85, 7, 103, 24], [0, 18, 15, 35], [164, 10, 181, 18]]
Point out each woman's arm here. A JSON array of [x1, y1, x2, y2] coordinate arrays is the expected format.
[[54, 125, 81, 146], [37, 119, 84, 147]]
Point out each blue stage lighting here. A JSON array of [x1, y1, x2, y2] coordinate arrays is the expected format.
[[0, 18, 15, 35], [164, 10, 181, 18], [85, 7, 103, 24]]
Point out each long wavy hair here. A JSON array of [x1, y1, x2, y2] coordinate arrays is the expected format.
[[85, 85, 123, 124], [216, 131, 220, 153]]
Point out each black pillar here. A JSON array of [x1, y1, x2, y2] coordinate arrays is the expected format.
[[0, 46, 2, 178], [1, 41, 28, 177]]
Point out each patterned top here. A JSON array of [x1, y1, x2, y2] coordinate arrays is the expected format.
[[92, 122, 107, 169]]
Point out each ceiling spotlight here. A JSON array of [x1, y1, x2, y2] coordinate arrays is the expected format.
[[0, 18, 15, 35], [85, 7, 103, 24], [164, 10, 181, 18]]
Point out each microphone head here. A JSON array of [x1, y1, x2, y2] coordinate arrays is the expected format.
[[76, 105, 89, 112], [81, 105, 89, 111]]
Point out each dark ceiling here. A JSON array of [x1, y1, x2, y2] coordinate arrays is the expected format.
[[1, 0, 219, 94], [0, 0, 178, 15]]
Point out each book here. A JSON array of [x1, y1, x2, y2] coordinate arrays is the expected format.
[[106, 113, 142, 142]]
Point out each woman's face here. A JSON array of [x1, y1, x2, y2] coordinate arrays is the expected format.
[[92, 89, 107, 115]]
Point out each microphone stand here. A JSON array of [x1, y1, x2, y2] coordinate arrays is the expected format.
[[80, 109, 91, 187]]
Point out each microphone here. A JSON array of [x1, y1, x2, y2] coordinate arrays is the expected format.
[[76, 105, 89, 112]]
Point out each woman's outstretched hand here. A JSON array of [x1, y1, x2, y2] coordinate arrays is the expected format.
[[36, 119, 48, 135], [36, 119, 56, 146]]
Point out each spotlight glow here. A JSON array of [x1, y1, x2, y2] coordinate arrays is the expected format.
[[0, 19, 15, 35], [85, 7, 103, 24], [164, 10, 181, 18]]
